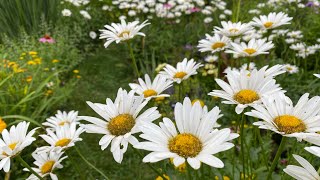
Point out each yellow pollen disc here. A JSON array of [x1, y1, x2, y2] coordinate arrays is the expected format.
[[244, 48, 257, 55], [212, 42, 226, 49], [191, 99, 205, 107], [274, 115, 306, 134], [168, 133, 202, 158], [118, 30, 130, 38], [234, 89, 260, 104], [55, 138, 71, 147], [0, 119, 7, 133], [143, 89, 157, 98], [107, 114, 135, 136], [229, 28, 239, 33], [286, 67, 293, 71], [174, 72, 187, 79], [8, 142, 17, 150], [264, 21, 273, 28], [41, 160, 55, 174], [58, 121, 67, 126]]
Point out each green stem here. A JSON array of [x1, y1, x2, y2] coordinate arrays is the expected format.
[[65, 150, 86, 180], [256, 127, 269, 171], [16, 155, 44, 180], [267, 137, 287, 180], [235, 0, 241, 22], [74, 146, 110, 180], [178, 83, 182, 102], [240, 113, 246, 178], [127, 41, 140, 77]]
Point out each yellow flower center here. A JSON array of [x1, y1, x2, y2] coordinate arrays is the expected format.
[[168, 133, 202, 158], [41, 160, 55, 174], [58, 121, 69, 126], [156, 174, 170, 180], [0, 119, 7, 133], [244, 48, 257, 55], [118, 30, 130, 38], [55, 138, 71, 147], [264, 21, 273, 28], [155, 96, 166, 102], [174, 72, 187, 79], [234, 89, 260, 104], [212, 42, 226, 49], [143, 89, 157, 98], [107, 114, 135, 136], [9, 142, 17, 150], [229, 28, 239, 33], [274, 115, 306, 134], [191, 99, 205, 107], [286, 67, 292, 71]]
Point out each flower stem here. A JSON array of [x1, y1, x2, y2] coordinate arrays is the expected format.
[[74, 146, 110, 180], [240, 113, 246, 178], [256, 127, 269, 171], [16, 155, 44, 180], [267, 136, 287, 180], [235, 0, 241, 22], [127, 41, 140, 77]]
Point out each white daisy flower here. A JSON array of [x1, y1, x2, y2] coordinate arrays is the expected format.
[[284, 64, 299, 74], [240, 62, 256, 71], [314, 74, 320, 78], [208, 68, 283, 114], [25, 148, 67, 180], [39, 123, 84, 152], [284, 154, 320, 180], [135, 97, 239, 169], [42, 110, 80, 130], [80, 88, 161, 163], [129, 74, 173, 99], [225, 38, 274, 57], [79, 10, 91, 19], [252, 12, 292, 30], [61, 9, 72, 17], [204, 55, 218, 63], [214, 21, 253, 37], [0, 122, 38, 172], [89, 31, 97, 39], [262, 64, 286, 77], [160, 58, 203, 84], [245, 93, 320, 141], [99, 19, 150, 48], [197, 34, 230, 53]]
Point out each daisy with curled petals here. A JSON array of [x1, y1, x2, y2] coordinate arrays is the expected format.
[[99, 19, 150, 48], [225, 38, 274, 57], [160, 58, 203, 84], [135, 97, 239, 170], [80, 88, 161, 163], [39, 123, 84, 152], [284, 154, 320, 180], [245, 93, 320, 141], [42, 110, 80, 130], [197, 34, 230, 53], [214, 21, 252, 37], [209, 68, 283, 114], [25, 148, 67, 180], [129, 74, 173, 99], [252, 12, 292, 30], [0, 121, 38, 172]]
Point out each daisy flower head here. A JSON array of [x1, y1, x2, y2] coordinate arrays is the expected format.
[[25, 148, 67, 180], [129, 74, 173, 99], [99, 19, 150, 48], [261, 64, 286, 78], [135, 97, 239, 169], [80, 88, 161, 163], [197, 34, 230, 53], [252, 12, 292, 30], [214, 21, 253, 37], [245, 93, 320, 141], [160, 58, 203, 84], [284, 154, 320, 180], [204, 55, 218, 63], [225, 38, 274, 57], [209, 67, 283, 114], [42, 110, 80, 130], [284, 64, 299, 74], [39, 123, 84, 152], [0, 121, 38, 172]]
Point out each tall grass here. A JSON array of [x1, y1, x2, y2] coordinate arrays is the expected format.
[[0, 0, 59, 38]]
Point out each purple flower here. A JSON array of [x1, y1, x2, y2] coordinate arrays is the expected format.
[[189, 7, 201, 13], [39, 35, 55, 43], [163, 3, 172, 9]]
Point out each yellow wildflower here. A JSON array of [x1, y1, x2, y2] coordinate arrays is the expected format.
[[44, 68, 50, 71], [27, 61, 36, 65], [29, 51, 37, 55], [191, 99, 205, 107], [19, 57, 24, 60], [0, 118, 7, 133], [76, 75, 81, 79], [155, 174, 170, 180], [52, 59, 60, 63], [34, 58, 42, 64], [45, 90, 53, 96], [214, 176, 230, 180], [26, 76, 33, 83], [21, 52, 26, 56], [73, 69, 79, 74]]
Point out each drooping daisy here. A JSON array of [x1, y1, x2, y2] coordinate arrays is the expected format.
[[135, 97, 239, 169], [39, 123, 84, 152], [245, 93, 320, 141], [25, 148, 67, 180], [197, 34, 230, 53], [225, 38, 274, 57], [283, 154, 320, 180], [0, 122, 38, 172], [209, 68, 283, 114], [129, 74, 173, 99], [160, 58, 203, 84], [251, 12, 292, 30], [99, 19, 150, 48], [80, 88, 161, 163], [284, 64, 299, 74], [214, 21, 253, 37], [42, 110, 80, 130]]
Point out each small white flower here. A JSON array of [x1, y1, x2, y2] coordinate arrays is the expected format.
[[225, 38, 274, 57], [89, 31, 97, 39], [204, 17, 213, 23], [42, 110, 80, 130], [214, 21, 253, 37], [252, 12, 292, 30], [314, 74, 320, 78], [284, 64, 299, 74], [204, 55, 218, 63], [80, 10, 91, 19], [61, 9, 72, 17], [197, 34, 230, 53], [284, 154, 320, 180]]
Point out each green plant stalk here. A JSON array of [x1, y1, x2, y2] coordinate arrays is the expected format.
[[127, 41, 140, 77], [240, 113, 246, 178], [256, 127, 269, 171], [16, 155, 44, 180], [235, 0, 241, 22], [267, 137, 287, 180], [74, 146, 110, 180]]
